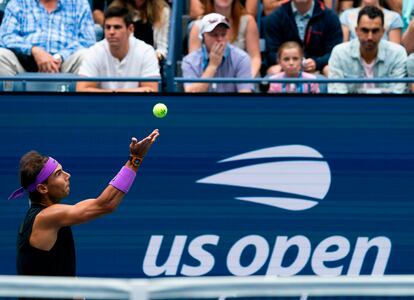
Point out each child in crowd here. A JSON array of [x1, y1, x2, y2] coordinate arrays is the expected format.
[[268, 41, 319, 93]]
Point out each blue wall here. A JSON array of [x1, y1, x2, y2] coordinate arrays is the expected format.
[[0, 93, 413, 278]]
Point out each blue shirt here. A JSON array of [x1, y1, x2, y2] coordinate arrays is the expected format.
[[328, 39, 407, 93], [0, 0, 96, 60], [291, 1, 314, 41], [181, 44, 254, 93]]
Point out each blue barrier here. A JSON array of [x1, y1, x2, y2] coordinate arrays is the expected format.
[[0, 76, 162, 92], [164, 0, 183, 92], [0, 93, 413, 278]]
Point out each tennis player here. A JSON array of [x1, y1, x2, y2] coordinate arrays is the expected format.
[[8, 129, 159, 277]]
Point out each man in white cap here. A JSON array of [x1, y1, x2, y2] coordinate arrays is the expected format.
[[181, 13, 253, 93]]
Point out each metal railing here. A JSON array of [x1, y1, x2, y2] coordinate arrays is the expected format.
[[0, 75, 413, 93], [1, 275, 414, 300]]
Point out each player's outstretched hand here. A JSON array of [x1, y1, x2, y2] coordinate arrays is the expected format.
[[129, 129, 160, 159]]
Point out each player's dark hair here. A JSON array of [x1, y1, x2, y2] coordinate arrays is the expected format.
[[357, 5, 384, 26], [104, 6, 133, 27], [19, 151, 48, 203]]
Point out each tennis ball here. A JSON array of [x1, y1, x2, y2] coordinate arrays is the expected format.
[[153, 103, 168, 118]]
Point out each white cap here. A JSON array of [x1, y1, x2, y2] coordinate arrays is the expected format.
[[198, 13, 230, 40]]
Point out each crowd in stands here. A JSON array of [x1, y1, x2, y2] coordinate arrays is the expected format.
[[0, 0, 413, 93]]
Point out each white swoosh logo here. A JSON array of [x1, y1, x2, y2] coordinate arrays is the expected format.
[[197, 145, 331, 211]]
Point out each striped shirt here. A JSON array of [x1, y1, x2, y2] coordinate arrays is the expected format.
[[0, 0, 95, 60]]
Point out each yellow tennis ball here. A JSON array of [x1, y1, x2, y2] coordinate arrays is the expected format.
[[153, 103, 168, 118]]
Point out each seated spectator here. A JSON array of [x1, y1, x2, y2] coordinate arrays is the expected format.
[[189, 0, 258, 20], [109, 0, 170, 61], [182, 13, 253, 93], [407, 53, 414, 92], [328, 6, 407, 93], [264, 0, 342, 77], [188, 0, 261, 77], [76, 7, 160, 92], [340, 0, 403, 44], [0, 0, 95, 75], [269, 41, 319, 93]]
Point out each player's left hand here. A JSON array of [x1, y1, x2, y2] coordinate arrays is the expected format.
[[129, 129, 160, 159]]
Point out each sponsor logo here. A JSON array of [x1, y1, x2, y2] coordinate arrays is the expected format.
[[143, 235, 392, 277], [197, 145, 331, 211], [142, 146, 391, 277]]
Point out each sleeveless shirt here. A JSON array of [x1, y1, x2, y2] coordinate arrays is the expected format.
[[16, 203, 76, 276]]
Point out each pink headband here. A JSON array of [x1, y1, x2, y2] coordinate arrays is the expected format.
[[8, 157, 59, 200]]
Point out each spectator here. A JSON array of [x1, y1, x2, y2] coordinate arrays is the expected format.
[[188, 0, 261, 77], [264, 0, 342, 77], [109, 0, 170, 61], [189, 0, 258, 20], [268, 41, 319, 93], [76, 6, 160, 92], [0, 0, 95, 75], [407, 53, 414, 92], [328, 6, 407, 93], [182, 13, 253, 93], [340, 0, 403, 44]]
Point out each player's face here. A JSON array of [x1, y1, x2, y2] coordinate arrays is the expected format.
[[203, 25, 228, 52], [104, 17, 133, 49], [279, 47, 302, 77], [43, 164, 71, 203], [356, 15, 384, 53]]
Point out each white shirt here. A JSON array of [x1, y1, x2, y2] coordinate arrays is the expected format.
[[79, 35, 160, 89]]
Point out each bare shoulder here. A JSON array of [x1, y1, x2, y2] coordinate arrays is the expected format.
[[37, 204, 73, 222]]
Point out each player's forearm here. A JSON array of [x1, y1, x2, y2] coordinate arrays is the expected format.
[[98, 162, 138, 211]]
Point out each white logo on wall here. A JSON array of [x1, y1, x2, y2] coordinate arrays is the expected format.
[[197, 145, 331, 211], [142, 146, 392, 277]]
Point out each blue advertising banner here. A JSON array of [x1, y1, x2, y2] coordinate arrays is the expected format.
[[0, 93, 413, 278]]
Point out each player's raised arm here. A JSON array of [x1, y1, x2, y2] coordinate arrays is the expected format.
[[51, 129, 160, 227], [9, 129, 159, 252]]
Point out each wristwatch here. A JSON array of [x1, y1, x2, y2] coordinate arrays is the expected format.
[[129, 155, 142, 168], [52, 53, 62, 61]]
